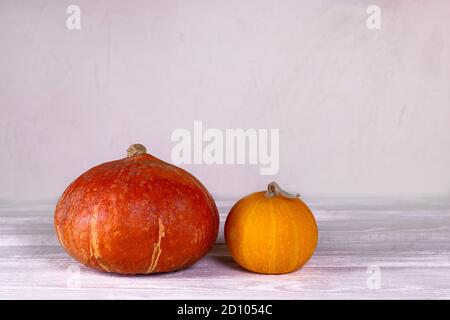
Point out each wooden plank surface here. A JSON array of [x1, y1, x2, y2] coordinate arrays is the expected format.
[[1, 199, 450, 299]]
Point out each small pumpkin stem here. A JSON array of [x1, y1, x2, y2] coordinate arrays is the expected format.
[[127, 144, 147, 158], [265, 182, 300, 199]]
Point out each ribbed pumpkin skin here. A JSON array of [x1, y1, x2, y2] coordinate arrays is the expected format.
[[225, 192, 318, 274], [54, 153, 219, 275]]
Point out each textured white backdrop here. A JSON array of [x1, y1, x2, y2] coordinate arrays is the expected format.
[[1, 0, 449, 202]]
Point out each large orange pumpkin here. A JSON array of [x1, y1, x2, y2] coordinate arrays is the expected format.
[[54, 144, 219, 274], [225, 182, 318, 274]]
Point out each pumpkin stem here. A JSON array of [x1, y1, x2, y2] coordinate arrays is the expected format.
[[265, 182, 300, 199], [127, 144, 147, 157]]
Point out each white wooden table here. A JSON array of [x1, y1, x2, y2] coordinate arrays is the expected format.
[[1, 199, 450, 299]]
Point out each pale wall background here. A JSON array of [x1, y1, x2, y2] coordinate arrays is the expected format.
[[1, 0, 449, 202]]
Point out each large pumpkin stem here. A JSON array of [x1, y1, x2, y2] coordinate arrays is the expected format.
[[265, 182, 299, 199], [127, 144, 147, 157]]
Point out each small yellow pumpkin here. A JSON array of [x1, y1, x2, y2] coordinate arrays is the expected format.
[[225, 182, 318, 274]]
